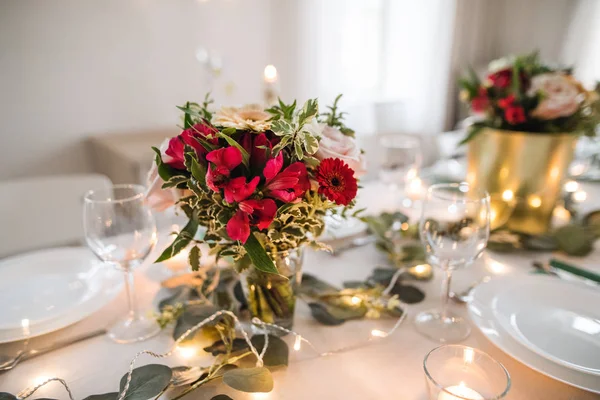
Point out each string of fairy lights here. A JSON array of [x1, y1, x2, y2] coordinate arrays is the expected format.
[[13, 285, 410, 400]]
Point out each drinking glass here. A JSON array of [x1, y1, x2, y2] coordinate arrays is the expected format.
[[424, 345, 511, 400], [378, 134, 422, 210], [416, 183, 490, 342], [83, 184, 159, 343]]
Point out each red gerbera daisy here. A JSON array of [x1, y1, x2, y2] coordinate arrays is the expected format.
[[316, 158, 358, 206]]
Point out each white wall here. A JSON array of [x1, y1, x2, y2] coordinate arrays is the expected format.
[[0, 0, 271, 180]]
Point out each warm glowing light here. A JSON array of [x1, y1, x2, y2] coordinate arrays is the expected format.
[[564, 180, 579, 193], [264, 65, 278, 83], [350, 296, 362, 305], [414, 264, 427, 274], [33, 375, 50, 385], [439, 383, 484, 400], [573, 190, 587, 202], [252, 393, 271, 399], [293, 335, 302, 351], [501, 190, 514, 202], [552, 206, 571, 226], [371, 329, 388, 338], [528, 195, 542, 208], [486, 259, 506, 274], [406, 167, 418, 180], [21, 318, 30, 336], [463, 348, 474, 364], [177, 345, 197, 359], [401, 222, 409, 231]]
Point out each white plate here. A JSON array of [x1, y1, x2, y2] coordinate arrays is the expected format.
[[493, 277, 600, 376], [0, 247, 122, 343], [469, 275, 600, 394]]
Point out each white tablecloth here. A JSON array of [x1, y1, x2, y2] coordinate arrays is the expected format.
[[1, 182, 600, 400]]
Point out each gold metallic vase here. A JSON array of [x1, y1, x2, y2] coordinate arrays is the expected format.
[[467, 128, 578, 235]]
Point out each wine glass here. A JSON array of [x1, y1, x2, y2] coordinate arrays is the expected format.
[[83, 184, 159, 343], [416, 183, 490, 343], [378, 134, 422, 210]]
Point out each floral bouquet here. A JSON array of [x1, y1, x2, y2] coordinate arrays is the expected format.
[[146, 94, 364, 327], [459, 51, 600, 143]]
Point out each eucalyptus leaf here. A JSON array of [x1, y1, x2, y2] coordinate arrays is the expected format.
[[211, 396, 234, 400], [554, 225, 594, 256], [119, 364, 172, 400], [82, 394, 118, 400], [390, 284, 425, 304], [522, 235, 558, 251], [222, 367, 274, 393], [0, 395, 17, 400], [308, 302, 344, 325], [251, 335, 289, 366], [233, 280, 248, 307]]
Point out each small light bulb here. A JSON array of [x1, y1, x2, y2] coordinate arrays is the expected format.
[[564, 180, 579, 193], [463, 348, 474, 364], [573, 190, 587, 202], [400, 222, 409, 231], [501, 190, 514, 202], [177, 345, 197, 359], [371, 329, 388, 338], [528, 195, 542, 208], [33, 375, 50, 385], [293, 335, 302, 351], [350, 296, 361, 305]]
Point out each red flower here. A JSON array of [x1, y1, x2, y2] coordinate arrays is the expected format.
[[223, 176, 260, 204], [205, 147, 243, 192], [239, 199, 277, 230], [488, 69, 512, 89], [263, 152, 310, 202], [316, 158, 358, 206], [504, 106, 526, 125], [471, 87, 489, 113], [497, 94, 516, 109], [226, 198, 277, 243], [165, 123, 218, 169]]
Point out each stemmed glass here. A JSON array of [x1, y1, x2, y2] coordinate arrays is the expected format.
[[83, 184, 159, 343], [378, 134, 422, 210], [416, 183, 490, 343]]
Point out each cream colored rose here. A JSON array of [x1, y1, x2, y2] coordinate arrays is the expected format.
[[212, 104, 271, 132], [315, 124, 366, 177], [145, 139, 185, 212], [528, 73, 582, 120]]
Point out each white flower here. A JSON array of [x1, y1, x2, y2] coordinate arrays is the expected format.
[[315, 124, 366, 177], [211, 104, 271, 131], [145, 139, 185, 212], [488, 56, 514, 73], [528, 73, 582, 120]]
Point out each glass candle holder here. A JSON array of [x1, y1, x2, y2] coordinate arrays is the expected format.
[[424, 345, 510, 400]]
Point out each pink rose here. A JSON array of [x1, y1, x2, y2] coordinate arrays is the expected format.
[[315, 125, 366, 177], [528, 73, 582, 120], [145, 139, 186, 212]]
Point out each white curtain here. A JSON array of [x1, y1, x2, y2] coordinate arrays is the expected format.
[[287, 0, 457, 136]]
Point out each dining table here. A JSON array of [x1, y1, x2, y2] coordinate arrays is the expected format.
[[1, 180, 599, 400]]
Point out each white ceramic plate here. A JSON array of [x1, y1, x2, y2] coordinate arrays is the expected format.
[[469, 275, 600, 393], [0, 247, 122, 343]]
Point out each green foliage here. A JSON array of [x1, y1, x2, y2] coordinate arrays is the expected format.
[[222, 367, 274, 393], [156, 218, 199, 262], [177, 93, 214, 126], [82, 394, 118, 400], [320, 94, 355, 137], [243, 233, 279, 275], [268, 98, 320, 161], [251, 335, 289, 367], [119, 364, 172, 400]]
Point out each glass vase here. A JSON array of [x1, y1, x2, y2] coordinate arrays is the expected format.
[[240, 248, 304, 331]]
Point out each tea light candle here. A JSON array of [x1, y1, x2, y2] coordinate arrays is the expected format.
[[438, 383, 484, 400], [406, 176, 424, 200]]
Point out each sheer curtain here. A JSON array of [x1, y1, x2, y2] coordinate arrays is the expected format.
[[287, 0, 457, 136]]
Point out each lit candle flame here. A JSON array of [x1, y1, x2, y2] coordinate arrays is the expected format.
[[264, 65, 277, 83], [293, 335, 302, 351], [371, 329, 388, 338]]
